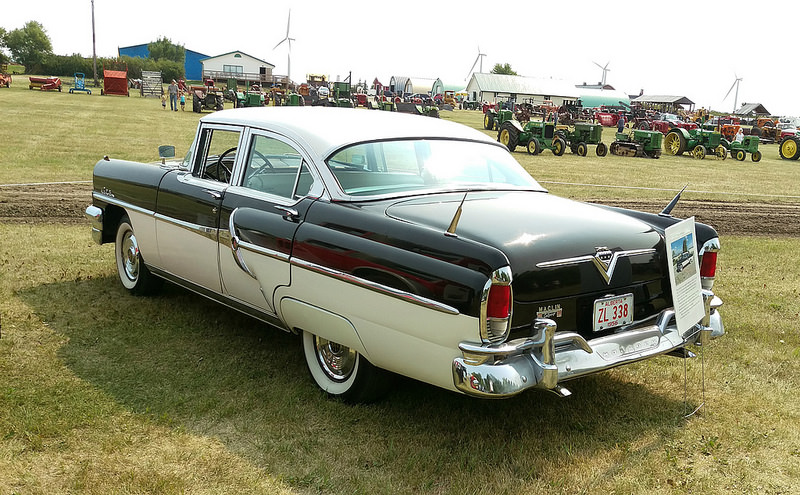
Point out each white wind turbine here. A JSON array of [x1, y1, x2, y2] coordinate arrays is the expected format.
[[465, 46, 486, 81], [593, 61, 610, 86], [723, 74, 743, 113], [273, 9, 295, 82]]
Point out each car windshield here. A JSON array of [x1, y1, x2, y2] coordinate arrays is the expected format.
[[326, 139, 544, 197]]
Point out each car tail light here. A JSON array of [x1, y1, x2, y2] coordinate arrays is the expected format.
[[487, 285, 510, 319], [700, 250, 717, 279], [481, 267, 513, 344], [699, 238, 720, 290]]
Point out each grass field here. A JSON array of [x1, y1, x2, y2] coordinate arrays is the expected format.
[[1, 82, 799, 494]]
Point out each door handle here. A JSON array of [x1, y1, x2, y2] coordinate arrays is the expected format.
[[274, 205, 300, 222], [203, 189, 223, 200]]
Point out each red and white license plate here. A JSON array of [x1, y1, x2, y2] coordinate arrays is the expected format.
[[593, 293, 634, 332]]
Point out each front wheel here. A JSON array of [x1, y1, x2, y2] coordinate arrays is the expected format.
[[715, 145, 727, 160], [596, 142, 608, 157], [115, 215, 162, 295], [692, 145, 706, 159], [302, 330, 390, 403], [527, 139, 541, 155], [576, 142, 588, 157], [751, 150, 762, 162]]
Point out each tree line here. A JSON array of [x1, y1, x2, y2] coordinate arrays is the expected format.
[[1, 21, 186, 82]]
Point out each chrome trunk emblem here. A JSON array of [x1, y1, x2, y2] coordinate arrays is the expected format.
[[537, 248, 658, 285]]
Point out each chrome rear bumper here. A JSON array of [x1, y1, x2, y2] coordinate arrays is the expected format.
[[453, 290, 724, 398]]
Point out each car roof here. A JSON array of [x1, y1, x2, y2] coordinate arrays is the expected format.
[[200, 106, 500, 158]]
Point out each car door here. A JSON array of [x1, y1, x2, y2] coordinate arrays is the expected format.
[[218, 130, 324, 314], [155, 124, 243, 293]]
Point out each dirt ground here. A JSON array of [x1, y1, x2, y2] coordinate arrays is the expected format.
[[1, 182, 799, 237]]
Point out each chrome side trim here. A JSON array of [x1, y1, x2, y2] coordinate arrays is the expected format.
[[153, 213, 219, 242], [226, 208, 257, 278], [148, 265, 285, 328], [291, 257, 460, 315], [92, 191, 154, 217]]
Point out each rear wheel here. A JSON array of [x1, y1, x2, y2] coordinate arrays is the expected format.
[[576, 142, 588, 157], [527, 139, 541, 155], [779, 136, 800, 160], [751, 150, 762, 162], [498, 122, 519, 151], [692, 144, 706, 159], [735, 149, 746, 161], [552, 136, 566, 156], [302, 330, 390, 403], [115, 215, 162, 296], [664, 131, 686, 155], [596, 142, 608, 157]]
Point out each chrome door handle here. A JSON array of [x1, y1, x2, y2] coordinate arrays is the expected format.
[[204, 189, 222, 200], [274, 205, 299, 221]]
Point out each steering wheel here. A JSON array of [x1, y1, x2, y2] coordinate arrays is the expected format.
[[248, 149, 274, 176], [203, 146, 236, 182]]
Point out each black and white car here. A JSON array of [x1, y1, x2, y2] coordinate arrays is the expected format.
[[86, 107, 724, 402]]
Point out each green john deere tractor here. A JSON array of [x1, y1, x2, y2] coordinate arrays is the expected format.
[[497, 119, 566, 156], [724, 135, 762, 162], [557, 122, 607, 156], [663, 127, 727, 160], [610, 129, 663, 158]]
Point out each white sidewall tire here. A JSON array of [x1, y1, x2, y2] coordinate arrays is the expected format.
[[302, 330, 360, 396], [115, 219, 139, 291]]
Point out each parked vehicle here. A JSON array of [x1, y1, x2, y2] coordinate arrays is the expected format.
[[85, 107, 725, 402], [557, 122, 607, 157], [498, 119, 567, 156], [610, 129, 663, 158], [663, 127, 728, 160]]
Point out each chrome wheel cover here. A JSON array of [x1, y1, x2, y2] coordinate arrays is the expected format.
[[120, 230, 140, 282], [314, 336, 357, 381]]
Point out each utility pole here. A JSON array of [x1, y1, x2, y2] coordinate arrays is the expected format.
[[91, 0, 98, 87]]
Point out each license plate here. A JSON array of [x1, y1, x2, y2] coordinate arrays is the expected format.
[[593, 293, 634, 332]]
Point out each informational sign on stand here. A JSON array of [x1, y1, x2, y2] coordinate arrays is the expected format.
[[665, 217, 705, 334]]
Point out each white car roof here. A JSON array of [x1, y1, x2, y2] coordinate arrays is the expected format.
[[201, 106, 500, 159]]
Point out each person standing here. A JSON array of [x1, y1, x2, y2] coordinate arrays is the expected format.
[[168, 80, 178, 111], [617, 113, 626, 133]]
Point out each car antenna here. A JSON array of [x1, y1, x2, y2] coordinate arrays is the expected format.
[[660, 183, 688, 216], [445, 192, 469, 237]]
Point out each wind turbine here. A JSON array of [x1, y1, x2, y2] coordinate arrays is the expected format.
[[273, 9, 295, 82], [723, 74, 743, 113], [593, 61, 610, 86], [465, 46, 486, 81]]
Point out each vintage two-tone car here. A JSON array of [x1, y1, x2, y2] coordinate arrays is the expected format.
[[86, 107, 724, 402]]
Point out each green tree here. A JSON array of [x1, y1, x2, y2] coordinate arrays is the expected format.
[[491, 63, 517, 76], [4, 21, 53, 71], [0, 27, 8, 65], [147, 37, 184, 64]]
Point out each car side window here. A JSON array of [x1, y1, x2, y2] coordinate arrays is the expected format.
[[243, 134, 314, 200], [194, 128, 242, 183]]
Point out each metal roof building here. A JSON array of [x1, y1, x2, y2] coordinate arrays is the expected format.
[[734, 103, 771, 116], [631, 95, 695, 113], [464, 73, 580, 105]]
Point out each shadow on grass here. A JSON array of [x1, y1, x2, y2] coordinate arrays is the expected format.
[[20, 276, 694, 492]]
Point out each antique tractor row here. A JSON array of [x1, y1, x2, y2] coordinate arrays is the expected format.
[[497, 118, 608, 156], [663, 127, 761, 162]]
